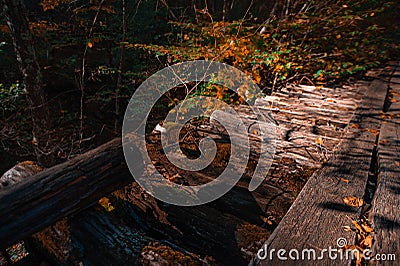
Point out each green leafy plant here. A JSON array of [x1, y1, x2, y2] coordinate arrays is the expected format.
[[0, 83, 24, 112], [134, 0, 399, 94]]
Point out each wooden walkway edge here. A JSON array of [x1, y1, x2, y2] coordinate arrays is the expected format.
[[370, 64, 400, 263], [251, 62, 400, 265]]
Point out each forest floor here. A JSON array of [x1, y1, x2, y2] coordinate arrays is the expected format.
[[2, 64, 397, 265], [1, 1, 399, 264]]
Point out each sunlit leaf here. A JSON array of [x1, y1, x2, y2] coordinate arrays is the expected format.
[[99, 197, 115, 212], [344, 196, 364, 207]]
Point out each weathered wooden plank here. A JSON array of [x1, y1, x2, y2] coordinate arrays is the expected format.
[[0, 129, 293, 265], [251, 66, 395, 265], [0, 78, 369, 264], [46, 208, 208, 265], [0, 138, 132, 249], [370, 68, 400, 263], [33, 165, 274, 265], [0, 162, 208, 265]]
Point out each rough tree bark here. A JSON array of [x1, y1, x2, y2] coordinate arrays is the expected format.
[[1, 0, 54, 167]]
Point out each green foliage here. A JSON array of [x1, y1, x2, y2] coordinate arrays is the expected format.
[[0, 83, 24, 112], [135, 0, 400, 91]]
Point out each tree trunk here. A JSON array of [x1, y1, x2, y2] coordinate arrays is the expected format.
[[0, 138, 133, 249], [1, 0, 54, 167]]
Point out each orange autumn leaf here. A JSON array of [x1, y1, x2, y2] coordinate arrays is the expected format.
[[351, 220, 364, 233], [365, 128, 379, 136], [315, 137, 324, 145], [343, 196, 364, 207], [253, 72, 262, 83], [361, 235, 373, 248], [349, 124, 360, 129], [0, 24, 10, 33], [380, 113, 393, 119], [99, 197, 115, 212], [361, 224, 374, 234]]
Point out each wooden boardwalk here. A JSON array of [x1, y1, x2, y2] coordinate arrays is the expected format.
[[252, 62, 400, 265], [1, 64, 399, 265], [371, 64, 400, 263]]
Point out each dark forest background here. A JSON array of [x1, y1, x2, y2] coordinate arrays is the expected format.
[[0, 0, 399, 170]]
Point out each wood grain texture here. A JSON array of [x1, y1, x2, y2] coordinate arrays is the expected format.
[[0, 138, 133, 249], [370, 64, 400, 263], [252, 64, 397, 266], [0, 74, 376, 263]]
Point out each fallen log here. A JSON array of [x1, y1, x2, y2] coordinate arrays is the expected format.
[[0, 138, 132, 249], [0, 130, 298, 264], [0, 160, 210, 265], [29, 206, 209, 265], [0, 75, 367, 263]]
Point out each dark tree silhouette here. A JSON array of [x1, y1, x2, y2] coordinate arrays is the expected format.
[[1, 0, 54, 166]]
